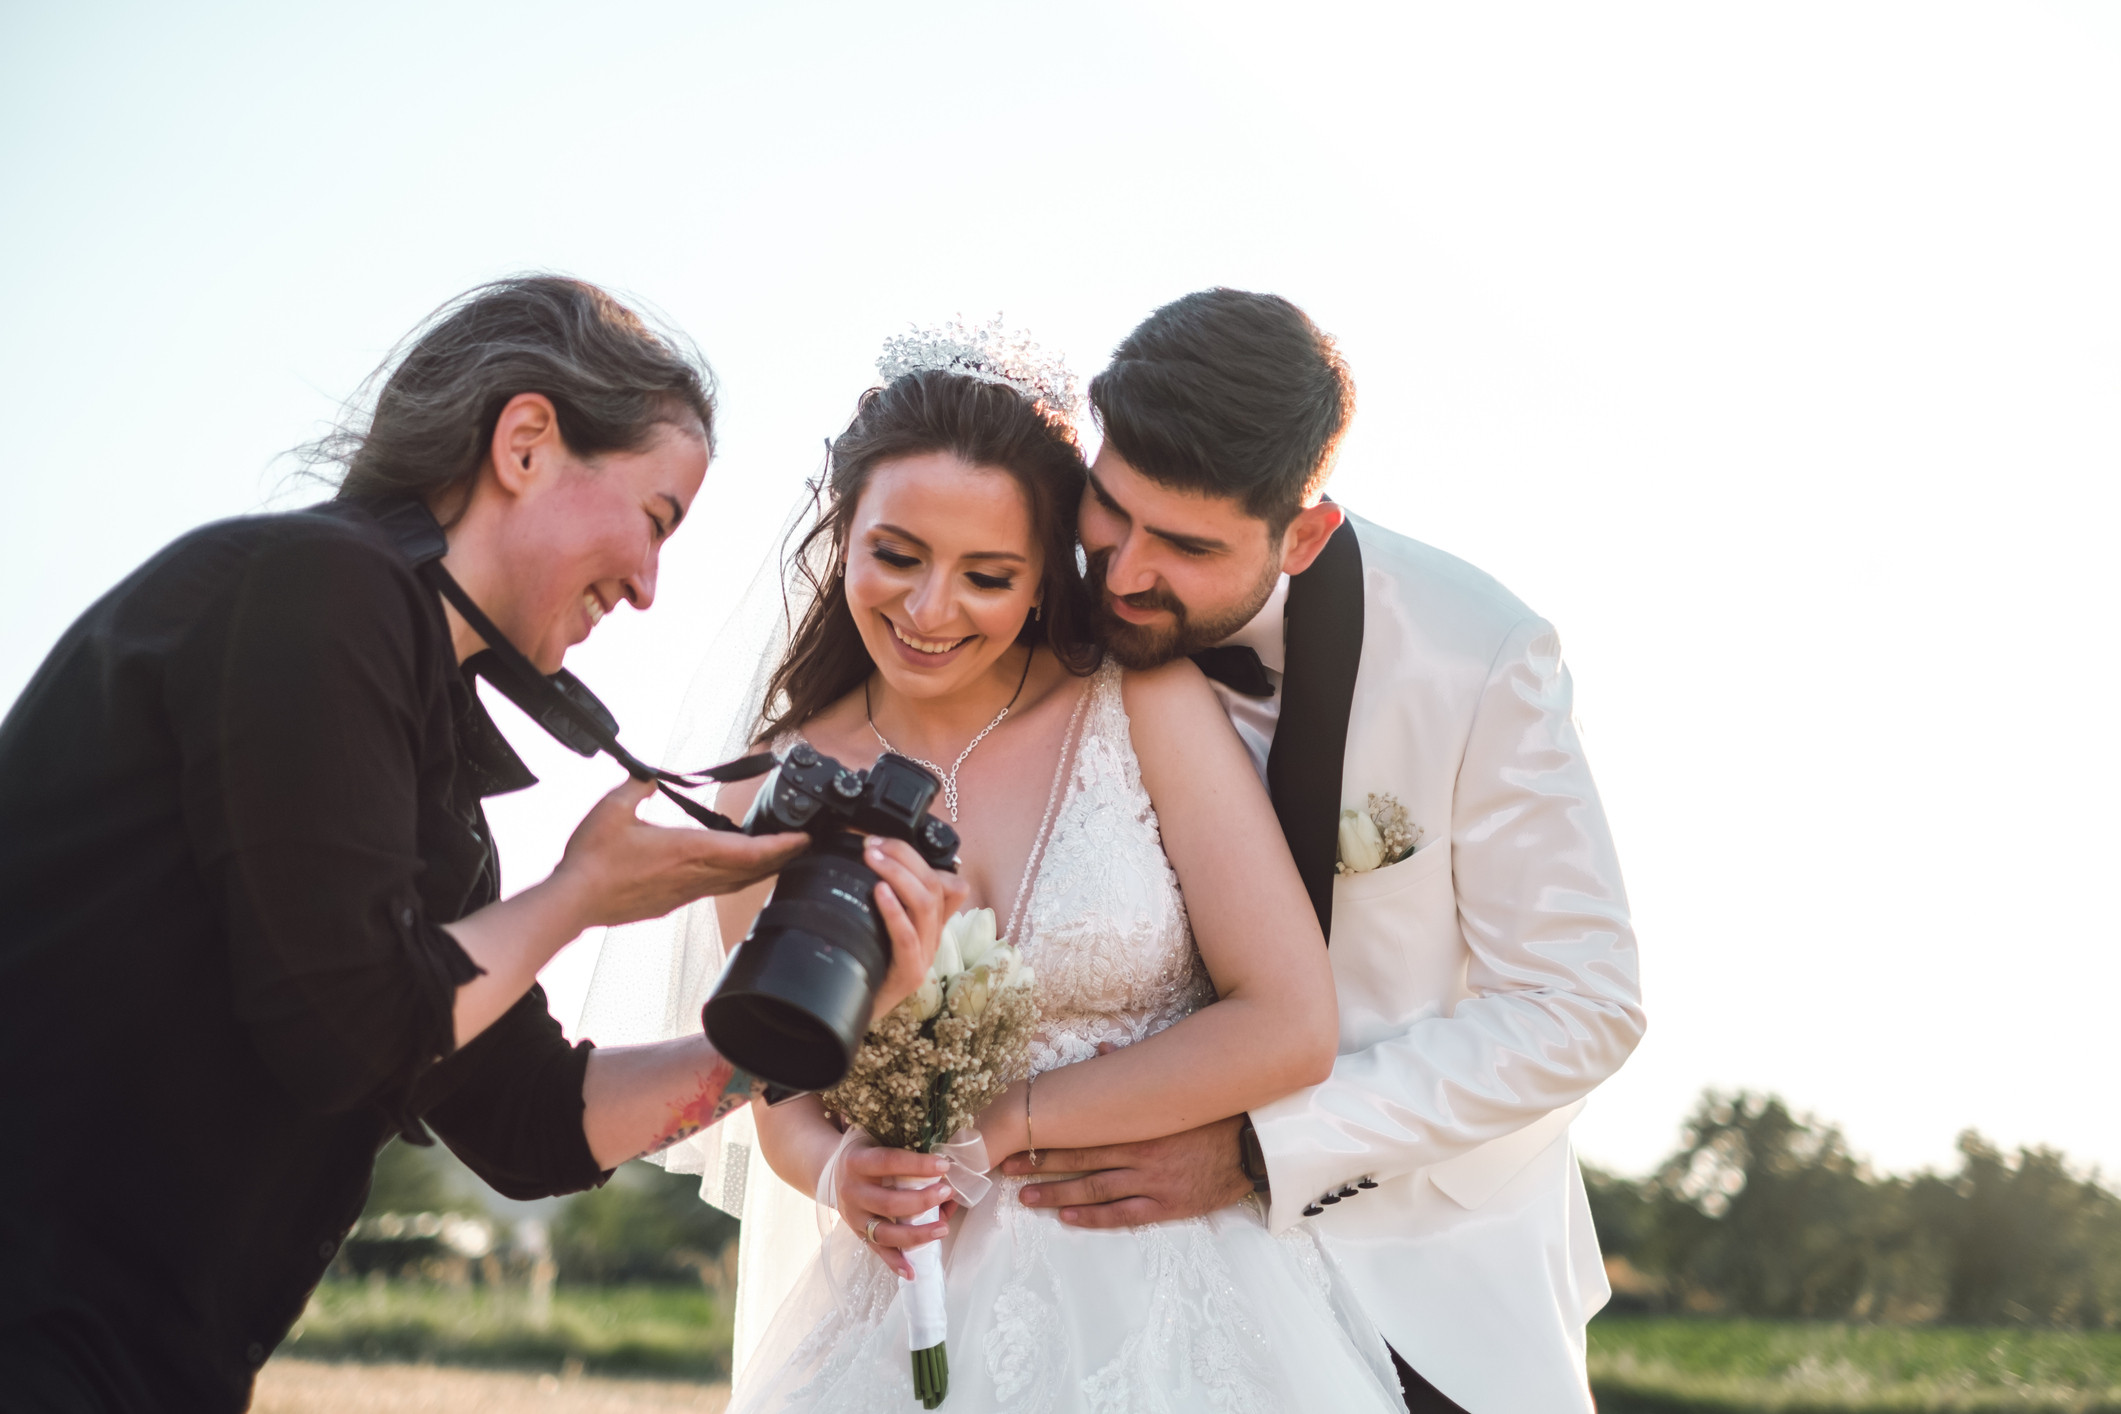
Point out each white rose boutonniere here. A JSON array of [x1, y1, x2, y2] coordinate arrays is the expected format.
[[1337, 809, 1386, 874], [1336, 792, 1426, 876]]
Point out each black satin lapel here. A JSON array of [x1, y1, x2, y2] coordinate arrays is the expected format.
[[1266, 518, 1364, 942]]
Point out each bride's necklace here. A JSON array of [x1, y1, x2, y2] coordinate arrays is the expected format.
[[865, 649, 1034, 823]]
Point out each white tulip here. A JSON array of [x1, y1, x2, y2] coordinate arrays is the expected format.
[[1000, 951, 1035, 993], [1337, 807, 1386, 874], [952, 908, 1002, 971], [931, 915, 967, 981], [909, 972, 945, 1021], [947, 963, 995, 1021]]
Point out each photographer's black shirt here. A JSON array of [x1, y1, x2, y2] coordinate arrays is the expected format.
[[0, 503, 611, 1410]]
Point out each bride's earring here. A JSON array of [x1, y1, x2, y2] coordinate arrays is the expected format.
[[1032, 600, 1043, 622]]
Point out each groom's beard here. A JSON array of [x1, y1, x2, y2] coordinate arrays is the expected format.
[[1086, 548, 1280, 671]]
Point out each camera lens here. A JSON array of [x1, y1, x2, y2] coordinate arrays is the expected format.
[[703, 833, 889, 1091]]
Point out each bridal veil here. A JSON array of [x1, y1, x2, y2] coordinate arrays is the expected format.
[[574, 494, 831, 1381]]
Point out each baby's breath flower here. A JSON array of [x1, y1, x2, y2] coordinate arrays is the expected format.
[[1366, 792, 1424, 865]]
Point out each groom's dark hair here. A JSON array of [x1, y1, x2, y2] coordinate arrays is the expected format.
[[1088, 289, 1355, 531]]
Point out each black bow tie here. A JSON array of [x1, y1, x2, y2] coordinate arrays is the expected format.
[[1191, 645, 1276, 698]]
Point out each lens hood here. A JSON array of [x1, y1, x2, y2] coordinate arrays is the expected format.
[[703, 835, 891, 1091]]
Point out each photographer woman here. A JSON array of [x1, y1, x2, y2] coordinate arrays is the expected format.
[[0, 277, 961, 1412]]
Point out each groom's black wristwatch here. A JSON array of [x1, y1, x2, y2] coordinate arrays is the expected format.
[[1237, 1116, 1272, 1197]]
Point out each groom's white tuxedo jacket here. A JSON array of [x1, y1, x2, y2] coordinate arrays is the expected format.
[[1214, 511, 1644, 1414]]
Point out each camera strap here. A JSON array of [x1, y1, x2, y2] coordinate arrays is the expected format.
[[416, 558, 775, 832]]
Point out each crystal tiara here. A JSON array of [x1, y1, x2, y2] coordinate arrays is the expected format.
[[875, 317, 1080, 420]]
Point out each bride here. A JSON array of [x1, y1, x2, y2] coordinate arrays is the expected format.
[[587, 326, 1402, 1412]]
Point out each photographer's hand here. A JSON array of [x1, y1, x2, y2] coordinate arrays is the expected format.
[[442, 776, 807, 1050], [575, 822, 964, 1187], [557, 776, 809, 924], [863, 835, 970, 1015]]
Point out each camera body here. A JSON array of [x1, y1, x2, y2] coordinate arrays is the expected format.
[[743, 743, 960, 869], [702, 745, 960, 1091]]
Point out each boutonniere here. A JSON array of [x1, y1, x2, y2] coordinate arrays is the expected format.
[[1337, 792, 1425, 876]]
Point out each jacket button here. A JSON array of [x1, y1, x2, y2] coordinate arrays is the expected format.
[[400, 907, 415, 928], [245, 1342, 266, 1365], [1336, 1185, 1359, 1199], [318, 1238, 337, 1259], [1302, 1203, 1324, 1216], [1356, 1176, 1379, 1189], [1318, 1193, 1340, 1205]]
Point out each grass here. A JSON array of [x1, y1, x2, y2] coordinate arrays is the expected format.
[[286, 1285, 2121, 1411], [1589, 1319, 2121, 1413], [284, 1281, 731, 1378]]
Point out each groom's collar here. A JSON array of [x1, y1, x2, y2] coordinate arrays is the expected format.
[[1217, 574, 1290, 676]]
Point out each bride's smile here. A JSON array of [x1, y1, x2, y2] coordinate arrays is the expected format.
[[843, 449, 1044, 728], [885, 619, 968, 657]]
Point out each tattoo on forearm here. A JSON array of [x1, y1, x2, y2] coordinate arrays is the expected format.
[[626, 1055, 759, 1164]]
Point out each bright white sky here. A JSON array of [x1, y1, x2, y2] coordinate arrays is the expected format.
[[4, 2, 2116, 1183]]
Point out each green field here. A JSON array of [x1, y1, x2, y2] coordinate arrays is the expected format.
[[1590, 1319, 2121, 1413], [285, 1287, 2121, 1411], [284, 1282, 731, 1378]]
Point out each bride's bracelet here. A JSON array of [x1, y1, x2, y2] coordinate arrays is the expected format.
[[1024, 1071, 1038, 1168]]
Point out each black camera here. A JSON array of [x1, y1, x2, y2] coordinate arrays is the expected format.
[[702, 745, 961, 1091]]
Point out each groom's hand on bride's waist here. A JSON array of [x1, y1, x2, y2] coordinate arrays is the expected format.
[[1000, 1116, 1252, 1228]]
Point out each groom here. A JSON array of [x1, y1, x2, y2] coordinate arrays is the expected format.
[[1003, 289, 1646, 1412]]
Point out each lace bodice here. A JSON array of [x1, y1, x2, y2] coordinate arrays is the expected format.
[[1010, 660, 1217, 1077]]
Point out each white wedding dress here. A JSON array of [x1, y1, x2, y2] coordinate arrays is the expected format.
[[728, 661, 1403, 1414]]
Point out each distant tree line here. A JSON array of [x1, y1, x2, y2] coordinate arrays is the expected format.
[[355, 1090, 2121, 1323], [354, 1139, 734, 1287], [1587, 1091, 2121, 1328]]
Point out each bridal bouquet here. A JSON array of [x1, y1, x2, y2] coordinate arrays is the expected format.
[[821, 907, 1037, 1409]]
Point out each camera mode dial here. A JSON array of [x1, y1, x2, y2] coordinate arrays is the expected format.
[[788, 743, 819, 768], [831, 770, 863, 799]]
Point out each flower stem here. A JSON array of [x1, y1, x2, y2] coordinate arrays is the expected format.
[[912, 1341, 949, 1407]]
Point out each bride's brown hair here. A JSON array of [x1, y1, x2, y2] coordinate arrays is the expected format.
[[757, 370, 1099, 741]]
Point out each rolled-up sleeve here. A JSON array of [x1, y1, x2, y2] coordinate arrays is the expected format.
[[421, 985, 611, 1200], [169, 532, 480, 1121]]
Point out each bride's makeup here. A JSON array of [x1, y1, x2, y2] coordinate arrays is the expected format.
[[842, 452, 1041, 707]]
